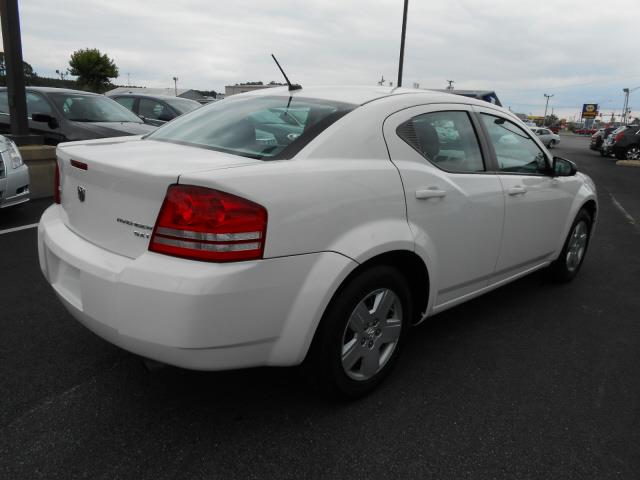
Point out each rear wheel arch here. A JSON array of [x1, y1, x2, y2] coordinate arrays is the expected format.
[[317, 250, 430, 333], [582, 199, 597, 223]]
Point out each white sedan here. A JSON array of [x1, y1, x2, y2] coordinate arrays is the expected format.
[[38, 86, 597, 397], [530, 126, 561, 148]]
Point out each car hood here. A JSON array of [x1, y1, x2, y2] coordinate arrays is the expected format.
[[69, 121, 156, 140]]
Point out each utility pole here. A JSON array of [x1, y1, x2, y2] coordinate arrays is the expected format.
[[127, 72, 130, 87], [172, 76, 178, 96], [378, 75, 385, 86], [446, 80, 455, 91], [543, 93, 554, 126], [397, 0, 409, 88], [0, 0, 40, 145]]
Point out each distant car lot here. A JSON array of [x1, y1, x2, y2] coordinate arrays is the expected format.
[[0, 87, 155, 145]]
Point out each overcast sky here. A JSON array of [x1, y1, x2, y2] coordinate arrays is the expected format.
[[6, 0, 640, 119]]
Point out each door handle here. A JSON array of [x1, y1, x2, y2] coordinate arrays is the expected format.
[[415, 188, 447, 199], [508, 185, 527, 196]]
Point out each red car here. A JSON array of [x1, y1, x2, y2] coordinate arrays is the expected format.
[[575, 128, 597, 135]]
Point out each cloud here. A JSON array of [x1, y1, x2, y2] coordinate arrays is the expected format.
[[5, 0, 640, 118]]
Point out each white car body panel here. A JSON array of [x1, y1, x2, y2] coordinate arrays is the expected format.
[[382, 103, 504, 306], [37, 86, 598, 370]]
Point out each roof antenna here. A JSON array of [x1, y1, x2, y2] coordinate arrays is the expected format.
[[271, 54, 302, 91]]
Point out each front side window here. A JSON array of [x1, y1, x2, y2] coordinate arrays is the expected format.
[[139, 98, 173, 121], [396, 110, 485, 173], [114, 96, 135, 111], [480, 114, 549, 175], [26, 92, 53, 117], [148, 96, 356, 160], [49, 93, 143, 123]]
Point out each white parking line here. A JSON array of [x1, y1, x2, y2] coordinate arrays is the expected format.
[[0, 223, 39, 236], [610, 194, 636, 226]]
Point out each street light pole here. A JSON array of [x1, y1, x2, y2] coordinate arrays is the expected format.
[[172, 76, 178, 96], [397, 0, 409, 88], [543, 93, 554, 126]]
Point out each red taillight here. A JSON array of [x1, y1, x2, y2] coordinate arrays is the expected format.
[[54, 160, 61, 204], [614, 131, 625, 143], [149, 185, 268, 262]]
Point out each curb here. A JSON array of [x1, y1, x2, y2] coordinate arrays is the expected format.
[[615, 160, 640, 168], [18, 145, 56, 199]]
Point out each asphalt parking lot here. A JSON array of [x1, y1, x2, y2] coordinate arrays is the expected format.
[[1, 135, 639, 479]]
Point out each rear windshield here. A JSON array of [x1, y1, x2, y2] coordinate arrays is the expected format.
[[147, 95, 356, 160]]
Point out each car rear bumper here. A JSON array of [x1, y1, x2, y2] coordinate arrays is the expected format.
[[38, 205, 356, 370], [0, 164, 29, 208]]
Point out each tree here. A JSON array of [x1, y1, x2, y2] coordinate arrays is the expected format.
[[0, 52, 37, 79], [68, 48, 118, 92]]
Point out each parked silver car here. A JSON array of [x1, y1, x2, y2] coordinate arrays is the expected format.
[[530, 127, 561, 148], [0, 135, 29, 208]]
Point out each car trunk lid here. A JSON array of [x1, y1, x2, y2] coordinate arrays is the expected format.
[[57, 138, 259, 258]]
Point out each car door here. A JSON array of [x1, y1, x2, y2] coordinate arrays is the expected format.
[[383, 104, 504, 307], [474, 107, 577, 282], [25, 91, 66, 144]]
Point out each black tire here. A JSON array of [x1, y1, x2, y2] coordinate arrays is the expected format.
[[548, 140, 555, 149], [305, 265, 412, 399], [550, 208, 592, 283], [599, 148, 606, 157]]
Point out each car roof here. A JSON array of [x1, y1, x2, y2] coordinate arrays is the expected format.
[[0, 86, 100, 96], [108, 92, 200, 103], [238, 85, 497, 108]]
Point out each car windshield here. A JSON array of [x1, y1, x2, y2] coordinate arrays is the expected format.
[[49, 93, 143, 123], [165, 98, 201, 115], [147, 95, 356, 160]]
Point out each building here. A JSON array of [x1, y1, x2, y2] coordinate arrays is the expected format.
[[105, 87, 209, 103]]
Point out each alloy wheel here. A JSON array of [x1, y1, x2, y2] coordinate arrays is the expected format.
[[341, 288, 403, 381], [626, 146, 640, 160], [566, 220, 588, 272]]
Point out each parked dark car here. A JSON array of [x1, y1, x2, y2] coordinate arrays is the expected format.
[[0, 87, 156, 145], [610, 124, 640, 160], [107, 93, 201, 126], [590, 127, 617, 151]]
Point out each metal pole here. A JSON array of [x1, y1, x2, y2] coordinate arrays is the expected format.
[[543, 93, 553, 126], [622, 88, 629, 125], [0, 0, 29, 139], [397, 0, 409, 88]]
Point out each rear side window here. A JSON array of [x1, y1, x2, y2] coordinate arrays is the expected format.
[[148, 96, 356, 160], [396, 110, 485, 173], [0, 91, 8, 114]]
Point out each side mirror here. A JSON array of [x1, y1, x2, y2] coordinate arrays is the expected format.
[[553, 156, 577, 177], [31, 113, 59, 129]]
